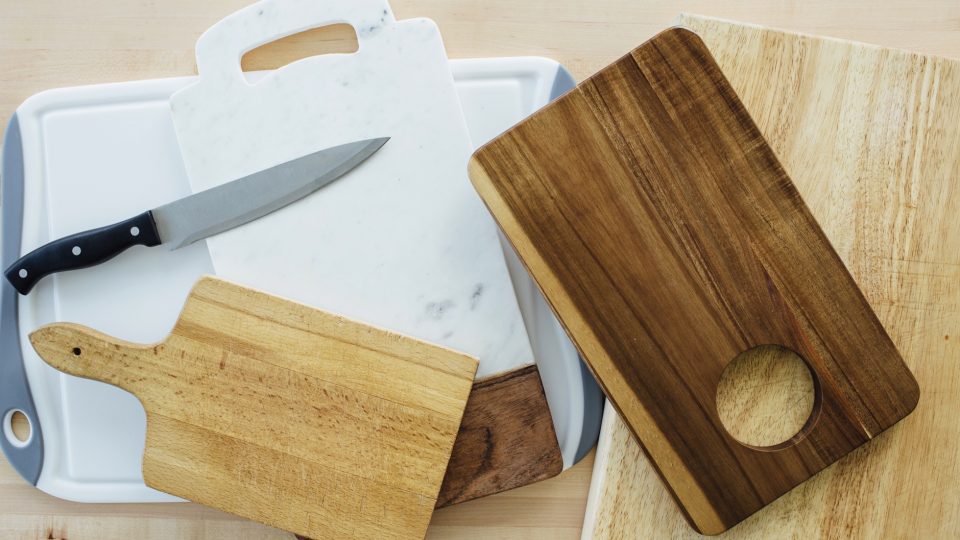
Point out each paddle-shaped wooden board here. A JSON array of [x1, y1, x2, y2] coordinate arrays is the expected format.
[[468, 28, 919, 534], [29, 276, 478, 539]]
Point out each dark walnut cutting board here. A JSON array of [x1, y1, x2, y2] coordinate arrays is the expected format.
[[468, 28, 919, 534], [29, 276, 478, 540], [585, 15, 960, 539]]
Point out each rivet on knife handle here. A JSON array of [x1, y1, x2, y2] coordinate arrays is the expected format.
[[4, 212, 162, 295]]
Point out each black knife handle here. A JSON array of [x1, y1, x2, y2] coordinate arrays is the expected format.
[[4, 211, 162, 295]]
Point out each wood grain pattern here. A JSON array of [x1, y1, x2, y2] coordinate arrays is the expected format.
[[28, 276, 478, 540], [436, 364, 563, 508], [3, 2, 958, 538], [470, 28, 920, 534], [715, 345, 816, 447], [584, 15, 960, 539], [0, 452, 594, 540], [296, 365, 562, 539]]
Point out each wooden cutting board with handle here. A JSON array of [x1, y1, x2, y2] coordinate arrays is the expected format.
[[584, 15, 960, 539], [468, 28, 919, 534], [28, 276, 478, 539]]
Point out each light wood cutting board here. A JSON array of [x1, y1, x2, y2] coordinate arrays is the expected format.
[[583, 14, 960, 538], [28, 276, 478, 540], [469, 27, 919, 534]]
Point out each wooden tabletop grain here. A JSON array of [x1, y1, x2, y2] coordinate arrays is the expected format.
[[1, 1, 957, 538]]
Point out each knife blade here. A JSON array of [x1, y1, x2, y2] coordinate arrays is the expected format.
[[4, 137, 389, 295]]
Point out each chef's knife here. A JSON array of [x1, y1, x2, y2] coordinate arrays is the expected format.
[[4, 137, 388, 295]]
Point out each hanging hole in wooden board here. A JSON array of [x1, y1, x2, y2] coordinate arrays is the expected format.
[[241, 24, 360, 82], [716, 344, 817, 448], [4, 409, 31, 446]]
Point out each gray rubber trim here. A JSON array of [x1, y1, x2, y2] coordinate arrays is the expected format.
[[549, 63, 576, 101], [547, 65, 604, 463], [573, 357, 603, 462], [0, 113, 44, 484]]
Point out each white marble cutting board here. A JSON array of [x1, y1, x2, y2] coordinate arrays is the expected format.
[[170, 0, 534, 376]]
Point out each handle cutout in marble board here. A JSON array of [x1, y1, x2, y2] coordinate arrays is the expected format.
[[241, 23, 359, 77]]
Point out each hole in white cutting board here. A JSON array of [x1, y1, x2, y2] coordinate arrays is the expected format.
[[241, 24, 360, 84], [4, 409, 32, 447], [716, 344, 817, 448]]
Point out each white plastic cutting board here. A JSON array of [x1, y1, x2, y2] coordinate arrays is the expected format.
[[170, 0, 534, 376], [7, 57, 597, 503]]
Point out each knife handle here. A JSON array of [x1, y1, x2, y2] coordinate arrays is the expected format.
[[4, 211, 162, 295]]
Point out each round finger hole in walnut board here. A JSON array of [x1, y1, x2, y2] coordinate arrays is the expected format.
[[717, 345, 816, 448]]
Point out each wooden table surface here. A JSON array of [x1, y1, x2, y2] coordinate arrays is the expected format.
[[1, 1, 957, 538]]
